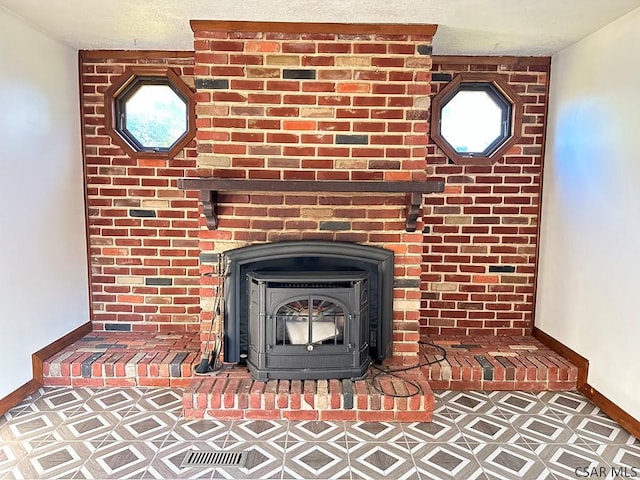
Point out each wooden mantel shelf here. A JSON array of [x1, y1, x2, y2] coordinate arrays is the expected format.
[[177, 178, 445, 232]]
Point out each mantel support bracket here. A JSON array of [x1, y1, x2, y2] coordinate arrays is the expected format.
[[406, 192, 423, 233], [200, 190, 218, 229]]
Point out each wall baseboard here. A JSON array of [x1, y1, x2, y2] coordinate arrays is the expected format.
[[580, 383, 640, 440], [32, 321, 92, 384], [0, 379, 40, 417], [0, 321, 92, 416], [532, 326, 589, 387], [533, 326, 639, 439]]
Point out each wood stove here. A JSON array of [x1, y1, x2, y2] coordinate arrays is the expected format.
[[248, 271, 369, 380], [223, 241, 394, 380]]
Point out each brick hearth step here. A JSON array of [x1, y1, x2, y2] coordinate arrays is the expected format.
[[183, 367, 435, 422], [421, 335, 579, 391], [42, 331, 201, 388]]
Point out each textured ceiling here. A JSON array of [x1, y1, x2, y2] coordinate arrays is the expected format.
[[1, 0, 639, 55]]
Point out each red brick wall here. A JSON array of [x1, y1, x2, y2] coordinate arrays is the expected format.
[[191, 23, 436, 358], [79, 46, 550, 346], [420, 57, 550, 336], [81, 52, 201, 333]]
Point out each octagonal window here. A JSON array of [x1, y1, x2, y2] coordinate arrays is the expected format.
[[431, 73, 522, 165], [105, 67, 195, 160], [119, 82, 187, 151]]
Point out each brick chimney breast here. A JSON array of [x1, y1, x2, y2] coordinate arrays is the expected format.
[[190, 21, 438, 360]]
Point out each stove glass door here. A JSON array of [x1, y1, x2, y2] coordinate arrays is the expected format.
[[274, 296, 346, 347]]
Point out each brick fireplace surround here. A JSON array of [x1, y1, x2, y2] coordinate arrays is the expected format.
[[44, 21, 579, 421]]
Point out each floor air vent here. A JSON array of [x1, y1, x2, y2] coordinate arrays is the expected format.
[[180, 450, 247, 468]]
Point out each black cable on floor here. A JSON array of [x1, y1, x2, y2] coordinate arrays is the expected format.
[[369, 340, 448, 398]]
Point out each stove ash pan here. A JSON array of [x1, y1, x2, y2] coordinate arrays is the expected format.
[[223, 241, 394, 380], [247, 272, 370, 380]]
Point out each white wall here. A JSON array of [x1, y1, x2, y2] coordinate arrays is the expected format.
[[537, 7, 640, 419], [0, 8, 89, 397]]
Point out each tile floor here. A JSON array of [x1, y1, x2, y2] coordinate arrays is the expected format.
[[1, 387, 638, 479]]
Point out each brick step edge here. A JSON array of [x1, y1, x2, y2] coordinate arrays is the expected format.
[[182, 376, 435, 422], [422, 353, 579, 391], [423, 354, 578, 381], [427, 379, 578, 391], [42, 351, 199, 387]]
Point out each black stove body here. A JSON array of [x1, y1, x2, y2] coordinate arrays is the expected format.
[[222, 241, 394, 380]]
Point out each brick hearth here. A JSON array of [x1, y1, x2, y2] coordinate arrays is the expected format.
[[184, 366, 434, 422], [421, 335, 578, 391], [42, 331, 200, 388], [41, 331, 578, 421]]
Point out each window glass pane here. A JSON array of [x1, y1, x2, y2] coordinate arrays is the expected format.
[[310, 298, 344, 345], [276, 297, 344, 346], [441, 90, 503, 154], [124, 84, 187, 149], [276, 299, 309, 346]]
